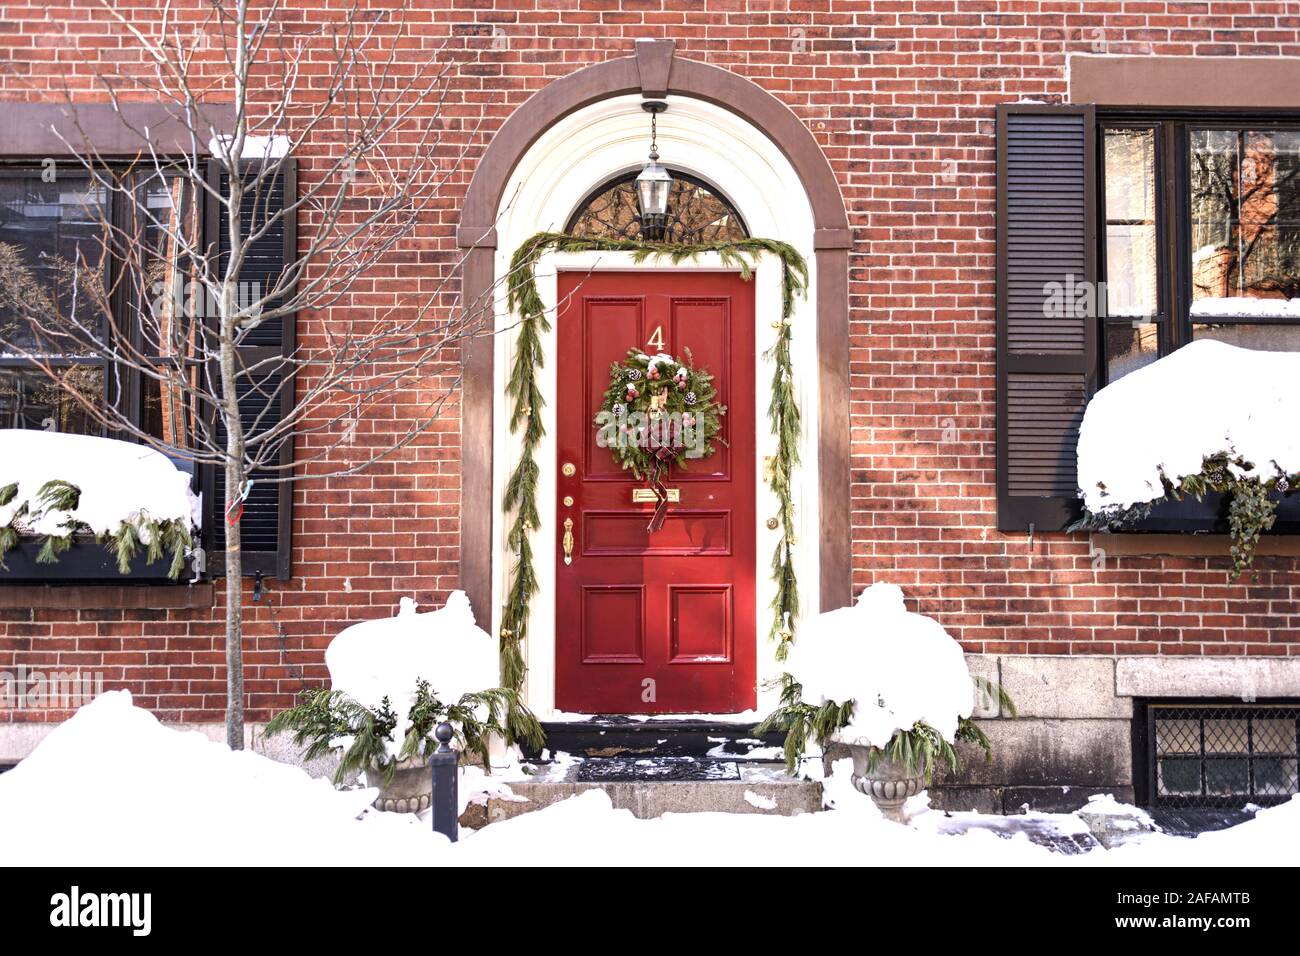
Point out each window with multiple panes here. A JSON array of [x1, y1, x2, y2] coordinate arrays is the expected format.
[[996, 106, 1300, 531], [1142, 703, 1300, 808], [1100, 118, 1300, 384], [0, 170, 111, 433], [0, 160, 295, 578], [0, 166, 201, 445]]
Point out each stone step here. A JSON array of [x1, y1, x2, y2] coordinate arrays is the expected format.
[[471, 757, 822, 823], [525, 719, 786, 761]]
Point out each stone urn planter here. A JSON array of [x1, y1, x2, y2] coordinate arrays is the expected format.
[[842, 740, 923, 823], [365, 756, 431, 813]]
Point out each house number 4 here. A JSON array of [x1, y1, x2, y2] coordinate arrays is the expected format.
[[646, 325, 665, 351]]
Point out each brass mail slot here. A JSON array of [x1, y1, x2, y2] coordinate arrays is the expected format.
[[632, 488, 680, 503]]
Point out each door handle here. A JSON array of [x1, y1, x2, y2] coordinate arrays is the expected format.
[[562, 516, 574, 565]]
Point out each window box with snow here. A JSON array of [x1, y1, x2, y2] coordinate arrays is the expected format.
[[996, 106, 1300, 553], [0, 431, 201, 581], [1075, 340, 1300, 576]]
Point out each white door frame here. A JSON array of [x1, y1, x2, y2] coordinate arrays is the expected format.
[[489, 94, 820, 719]]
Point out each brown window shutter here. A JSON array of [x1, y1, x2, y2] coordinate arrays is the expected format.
[[201, 158, 297, 579], [996, 104, 1097, 532]]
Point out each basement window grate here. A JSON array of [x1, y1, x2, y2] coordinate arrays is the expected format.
[[1146, 704, 1300, 808]]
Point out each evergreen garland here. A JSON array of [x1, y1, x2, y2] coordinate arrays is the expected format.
[[501, 232, 809, 692], [0, 478, 193, 577], [1073, 451, 1294, 579]]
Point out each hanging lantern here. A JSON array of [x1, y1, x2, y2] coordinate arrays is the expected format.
[[635, 101, 672, 241]]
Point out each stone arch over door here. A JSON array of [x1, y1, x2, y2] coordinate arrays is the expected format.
[[456, 39, 851, 622]]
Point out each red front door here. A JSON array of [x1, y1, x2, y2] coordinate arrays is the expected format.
[[555, 271, 756, 714]]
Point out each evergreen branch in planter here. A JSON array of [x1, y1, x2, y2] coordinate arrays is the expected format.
[[753, 673, 854, 774], [754, 673, 1016, 780], [265, 679, 546, 787]]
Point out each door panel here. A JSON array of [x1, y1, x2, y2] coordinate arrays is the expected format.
[[555, 271, 756, 714]]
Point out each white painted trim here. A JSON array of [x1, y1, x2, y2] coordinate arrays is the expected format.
[[489, 94, 819, 719]]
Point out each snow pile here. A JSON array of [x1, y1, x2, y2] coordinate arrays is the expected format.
[[0, 692, 442, 865], [3, 694, 1297, 866], [784, 582, 974, 747], [0, 429, 200, 537], [1105, 795, 1300, 866], [1191, 296, 1300, 319], [1079, 792, 1155, 826], [326, 591, 499, 745], [1077, 340, 1300, 512]]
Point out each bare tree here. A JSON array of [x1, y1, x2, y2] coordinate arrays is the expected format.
[[0, 0, 514, 748]]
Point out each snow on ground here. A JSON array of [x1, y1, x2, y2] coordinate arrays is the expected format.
[[0, 430, 200, 537], [0, 692, 438, 866], [784, 582, 973, 747], [1077, 339, 1300, 512], [3, 691, 1295, 866]]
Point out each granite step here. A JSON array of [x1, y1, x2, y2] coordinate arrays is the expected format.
[[468, 756, 822, 824]]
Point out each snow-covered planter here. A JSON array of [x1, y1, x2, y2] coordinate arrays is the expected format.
[[0, 430, 200, 579], [1075, 340, 1300, 577], [755, 583, 1014, 822], [264, 593, 544, 812]]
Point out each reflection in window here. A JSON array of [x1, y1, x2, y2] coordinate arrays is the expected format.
[[0, 174, 108, 356], [0, 171, 110, 435], [1103, 127, 1160, 382], [1190, 128, 1300, 313], [1192, 322, 1300, 351], [1104, 128, 1158, 319], [0, 365, 102, 434], [567, 172, 747, 244], [0, 168, 199, 444], [135, 173, 200, 450], [1106, 322, 1160, 380]]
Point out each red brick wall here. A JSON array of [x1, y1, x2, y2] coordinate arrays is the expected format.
[[2, 1, 1299, 726]]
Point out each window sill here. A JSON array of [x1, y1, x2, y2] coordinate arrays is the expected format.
[[1092, 532, 1300, 558], [0, 581, 214, 610]]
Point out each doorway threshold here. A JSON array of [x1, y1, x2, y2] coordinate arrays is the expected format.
[[525, 717, 784, 761]]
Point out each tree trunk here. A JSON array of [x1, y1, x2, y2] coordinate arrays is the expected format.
[[223, 461, 244, 750], [219, 273, 246, 749]]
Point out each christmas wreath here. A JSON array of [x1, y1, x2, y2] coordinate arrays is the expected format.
[[595, 347, 726, 478], [595, 348, 726, 532]]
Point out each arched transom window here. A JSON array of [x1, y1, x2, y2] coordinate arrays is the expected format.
[[566, 171, 748, 244]]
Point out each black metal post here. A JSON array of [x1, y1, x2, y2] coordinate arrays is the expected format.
[[430, 721, 458, 843]]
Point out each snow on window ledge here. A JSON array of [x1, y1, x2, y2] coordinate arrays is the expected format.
[[1077, 340, 1300, 516], [1190, 297, 1300, 320]]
